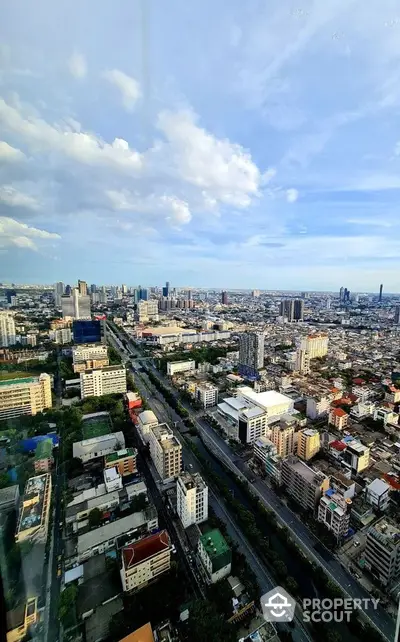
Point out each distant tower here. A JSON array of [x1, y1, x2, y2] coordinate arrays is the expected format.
[[379, 284, 383, 302], [162, 281, 170, 298], [238, 332, 264, 379], [221, 291, 228, 305], [394, 306, 400, 325], [78, 280, 88, 296], [339, 286, 344, 302]]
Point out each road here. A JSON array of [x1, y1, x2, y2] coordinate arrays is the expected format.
[[108, 325, 396, 642], [108, 327, 313, 642]]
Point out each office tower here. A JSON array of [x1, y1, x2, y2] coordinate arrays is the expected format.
[[394, 306, 400, 324], [177, 472, 208, 528], [238, 332, 265, 378], [0, 312, 16, 347], [54, 281, 64, 307], [99, 286, 107, 304], [80, 365, 127, 398], [297, 428, 320, 461], [6, 289, 17, 304], [187, 290, 192, 301], [162, 281, 170, 297], [65, 284, 72, 296], [293, 299, 304, 321], [280, 299, 293, 320], [252, 290, 260, 298], [343, 287, 350, 302], [90, 284, 97, 294], [271, 423, 295, 457], [138, 288, 148, 301], [61, 288, 91, 319], [0, 373, 52, 420], [364, 518, 400, 586], [121, 284, 128, 295], [339, 286, 344, 302], [73, 319, 102, 344], [326, 298, 331, 310], [379, 284, 383, 302], [221, 291, 228, 305], [78, 280, 88, 296]]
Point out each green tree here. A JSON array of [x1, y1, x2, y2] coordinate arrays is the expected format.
[[58, 585, 78, 626], [187, 599, 236, 642], [130, 494, 148, 512], [88, 507, 102, 528], [0, 472, 10, 489]]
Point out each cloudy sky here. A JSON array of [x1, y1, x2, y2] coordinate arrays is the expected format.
[[1, 0, 400, 291]]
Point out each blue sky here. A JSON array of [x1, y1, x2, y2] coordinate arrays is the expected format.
[[1, 0, 400, 291]]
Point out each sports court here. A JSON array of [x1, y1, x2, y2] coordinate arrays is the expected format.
[[81, 411, 113, 440]]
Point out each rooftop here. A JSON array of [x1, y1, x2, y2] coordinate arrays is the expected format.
[[178, 471, 207, 492], [18, 474, 50, 534], [138, 410, 158, 425], [105, 448, 136, 463], [119, 623, 155, 642], [0, 376, 36, 387], [34, 438, 53, 460], [370, 518, 400, 548], [77, 508, 157, 554], [122, 529, 170, 568], [199, 528, 230, 559], [238, 387, 293, 410]]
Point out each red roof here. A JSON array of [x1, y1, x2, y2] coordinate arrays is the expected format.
[[330, 440, 347, 451], [331, 407, 348, 417], [353, 378, 366, 385], [348, 394, 358, 403], [123, 530, 170, 569]]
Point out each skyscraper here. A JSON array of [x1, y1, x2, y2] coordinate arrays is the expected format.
[[339, 286, 344, 302], [61, 288, 91, 319], [279, 299, 303, 321], [90, 284, 97, 294], [293, 299, 304, 321], [54, 282, 64, 307], [78, 280, 88, 296], [221, 291, 228, 305], [0, 312, 16, 347], [162, 281, 170, 297], [238, 332, 265, 379], [379, 284, 383, 302], [394, 306, 400, 325], [65, 284, 72, 296]]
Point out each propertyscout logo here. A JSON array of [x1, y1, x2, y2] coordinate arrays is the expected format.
[[261, 587, 380, 624]]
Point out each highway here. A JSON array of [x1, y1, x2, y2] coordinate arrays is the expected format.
[[108, 324, 395, 642]]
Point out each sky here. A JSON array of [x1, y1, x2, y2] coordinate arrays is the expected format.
[[2, 1, 400, 291]]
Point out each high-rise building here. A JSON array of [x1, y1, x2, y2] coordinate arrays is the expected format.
[[379, 284, 383, 302], [138, 288, 148, 301], [65, 284, 72, 296], [99, 286, 107, 304], [5, 289, 17, 304], [148, 424, 182, 483], [318, 490, 351, 540], [364, 518, 400, 586], [293, 299, 304, 321], [61, 289, 91, 319], [0, 373, 52, 420], [90, 284, 97, 294], [78, 280, 88, 296], [339, 286, 344, 302], [176, 472, 208, 528], [121, 284, 128, 295], [80, 365, 127, 398], [238, 332, 264, 379], [221, 291, 228, 305], [187, 290, 192, 301], [394, 306, 400, 325], [16, 474, 52, 544], [162, 281, 170, 298], [280, 299, 293, 320], [298, 333, 328, 359], [54, 281, 65, 307], [297, 428, 320, 461], [281, 455, 329, 511], [0, 312, 16, 347], [295, 348, 310, 374], [271, 422, 295, 457]]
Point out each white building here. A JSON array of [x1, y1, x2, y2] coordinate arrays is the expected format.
[[198, 529, 231, 584], [306, 394, 331, 419], [295, 349, 310, 374], [176, 472, 208, 528], [167, 360, 196, 376], [73, 343, 108, 364], [298, 333, 329, 359], [120, 530, 171, 593], [364, 518, 400, 586], [61, 288, 91, 319], [365, 479, 390, 512], [73, 431, 125, 463], [195, 383, 218, 408], [80, 365, 127, 398], [149, 424, 182, 483], [137, 300, 159, 323], [318, 490, 351, 539], [0, 312, 16, 347], [103, 467, 123, 493], [137, 410, 158, 443]]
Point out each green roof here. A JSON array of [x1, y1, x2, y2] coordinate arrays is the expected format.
[[105, 448, 136, 463], [200, 529, 230, 560], [35, 439, 53, 460], [0, 377, 36, 387]]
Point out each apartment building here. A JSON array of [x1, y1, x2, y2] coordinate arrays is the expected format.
[[73, 431, 125, 463], [281, 456, 329, 512], [16, 474, 52, 544], [34, 438, 53, 473], [50, 328, 72, 344], [238, 332, 265, 378], [253, 436, 282, 485], [104, 448, 137, 477], [385, 385, 400, 404], [0, 311, 16, 347], [176, 472, 208, 528], [61, 289, 91, 319], [137, 410, 158, 443], [136, 300, 159, 323], [80, 365, 127, 398], [195, 383, 218, 408], [364, 518, 400, 586], [329, 408, 349, 431], [306, 394, 331, 419], [298, 333, 328, 359], [149, 424, 182, 483], [166, 360, 196, 376], [295, 348, 310, 374], [198, 529, 232, 584], [0, 373, 52, 421], [318, 490, 352, 539], [72, 343, 108, 367], [120, 530, 171, 593], [297, 428, 320, 461], [365, 479, 390, 512], [341, 438, 370, 474], [271, 422, 295, 457]]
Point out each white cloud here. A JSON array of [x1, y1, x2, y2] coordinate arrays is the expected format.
[[0, 216, 60, 251], [0, 141, 26, 163], [286, 188, 299, 203], [156, 109, 261, 208], [106, 190, 192, 225], [0, 186, 39, 210], [102, 69, 141, 111], [68, 51, 87, 79]]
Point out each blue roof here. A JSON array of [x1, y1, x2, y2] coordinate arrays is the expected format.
[[20, 434, 59, 452], [325, 488, 335, 497], [343, 436, 353, 443]]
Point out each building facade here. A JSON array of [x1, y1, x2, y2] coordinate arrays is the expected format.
[[198, 529, 231, 584], [16, 474, 52, 544], [195, 383, 218, 408], [104, 448, 138, 477], [149, 424, 182, 482], [364, 518, 400, 586], [238, 332, 265, 378], [166, 360, 196, 376], [176, 472, 208, 528], [80, 365, 127, 398], [120, 530, 171, 592], [271, 423, 295, 457], [0, 373, 52, 421], [317, 490, 351, 539], [61, 289, 91, 319], [0, 312, 16, 347], [329, 408, 349, 430], [297, 428, 320, 461], [281, 456, 329, 512]]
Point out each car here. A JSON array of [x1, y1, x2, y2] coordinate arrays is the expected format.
[[57, 569, 62, 577]]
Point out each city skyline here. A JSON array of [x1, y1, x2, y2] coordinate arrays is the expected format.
[[3, 1, 400, 289]]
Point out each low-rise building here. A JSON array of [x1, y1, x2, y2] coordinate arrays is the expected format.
[[34, 438, 54, 473], [0, 373, 52, 421], [328, 408, 349, 430], [195, 383, 218, 408], [0, 485, 19, 514], [198, 529, 232, 583], [80, 365, 127, 398], [72, 343, 108, 365], [16, 474, 52, 544], [364, 517, 400, 586], [167, 360, 196, 376], [137, 410, 158, 443], [176, 472, 208, 528], [125, 392, 142, 410], [297, 428, 320, 461], [120, 530, 171, 593], [365, 478, 390, 512], [6, 597, 38, 642], [281, 456, 329, 512], [306, 394, 331, 419], [50, 328, 72, 344], [73, 431, 125, 463], [104, 448, 137, 477], [317, 489, 352, 539], [149, 424, 182, 483]]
